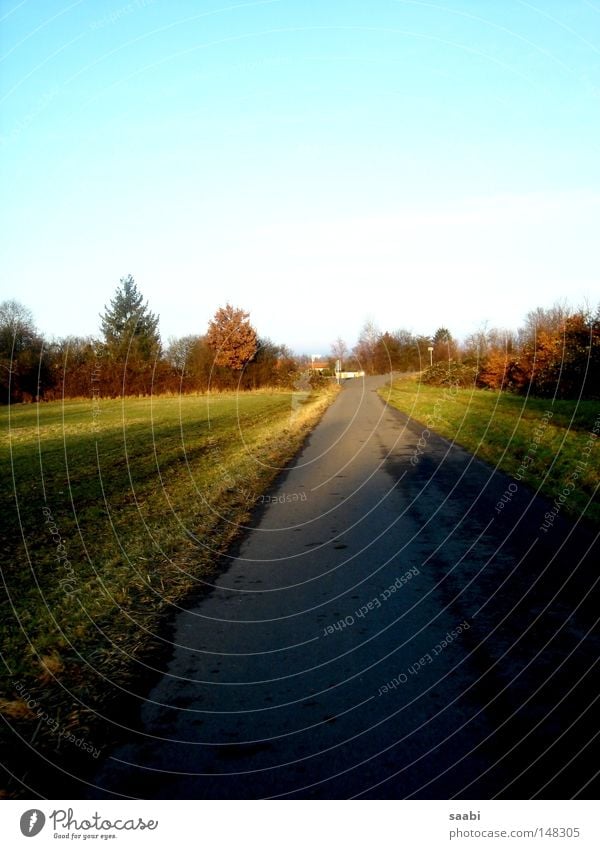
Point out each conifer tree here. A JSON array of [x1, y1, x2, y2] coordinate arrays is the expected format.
[[100, 275, 160, 361]]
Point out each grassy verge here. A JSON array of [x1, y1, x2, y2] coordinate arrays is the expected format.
[[0, 386, 338, 790], [381, 375, 599, 524]]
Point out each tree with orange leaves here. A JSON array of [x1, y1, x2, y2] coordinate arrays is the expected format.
[[206, 304, 258, 371]]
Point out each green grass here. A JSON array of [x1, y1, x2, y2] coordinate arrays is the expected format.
[[0, 387, 337, 770], [381, 375, 600, 524]]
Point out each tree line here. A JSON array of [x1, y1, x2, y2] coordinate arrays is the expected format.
[[1, 276, 598, 403], [342, 304, 599, 399], [0, 276, 298, 403]]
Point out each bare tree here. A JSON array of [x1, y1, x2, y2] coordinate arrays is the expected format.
[[0, 300, 37, 358], [353, 319, 380, 375], [0, 300, 49, 402], [331, 337, 348, 370]]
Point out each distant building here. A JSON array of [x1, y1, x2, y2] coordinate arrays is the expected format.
[[309, 360, 331, 373]]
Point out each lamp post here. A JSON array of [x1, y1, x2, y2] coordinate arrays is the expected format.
[[427, 346, 434, 367]]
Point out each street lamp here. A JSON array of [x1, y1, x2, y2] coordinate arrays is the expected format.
[[427, 346, 434, 367]]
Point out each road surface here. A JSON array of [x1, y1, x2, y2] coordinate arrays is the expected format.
[[90, 376, 599, 799]]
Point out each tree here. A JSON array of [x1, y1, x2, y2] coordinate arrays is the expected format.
[[385, 329, 421, 372], [49, 336, 99, 399], [0, 300, 51, 402], [240, 339, 291, 390], [100, 275, 160, 361], [477, 348, 526, 392], [373, 331, 403, 374], [166, 334, 215, 392], [522, 303, 571, 345], [519, 308, 567, 397], [462, 323, 492, 366], [331, 337, 348, 371], [0, 300, 37, 356], [415, 335, 434, 369], [166, 335, 197, 374], [432, 327, 452, 345], [206, 304, 258, 371], [99, 275, 161, 395], [522, 306, 599, 399], [353, 319, 380, 375], [432, 326, 458, 362]]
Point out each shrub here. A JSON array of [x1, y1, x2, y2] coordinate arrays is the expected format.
[[420, 360, 478, 388], [476, 350, 528, 392]]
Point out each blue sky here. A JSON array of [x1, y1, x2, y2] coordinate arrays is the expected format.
[[1, 0, 599, 353]]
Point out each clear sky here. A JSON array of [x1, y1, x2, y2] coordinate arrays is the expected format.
[[1, 0, 599, 353]]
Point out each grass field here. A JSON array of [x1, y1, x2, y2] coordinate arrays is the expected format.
[[381, 375, 600, 525], [0, 387, 337, 783]]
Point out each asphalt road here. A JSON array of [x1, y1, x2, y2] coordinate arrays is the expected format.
[[90, 376, 599, 799]]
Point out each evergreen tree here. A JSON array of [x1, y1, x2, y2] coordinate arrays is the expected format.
[[432, 327, 452, 344], [432, 326, 458, 363], [100, 275, 160, 361]]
